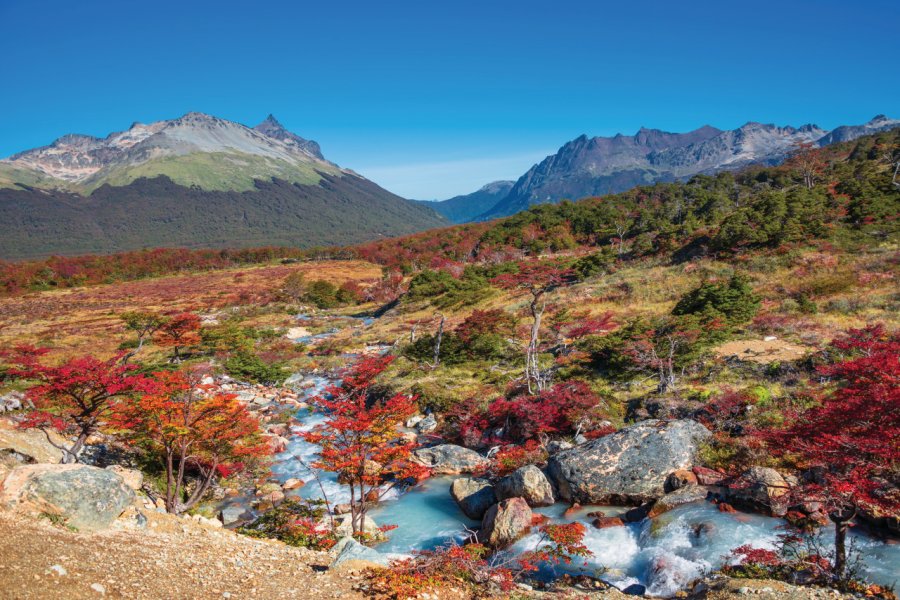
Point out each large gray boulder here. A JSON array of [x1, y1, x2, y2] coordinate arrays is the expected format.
[[480, 497, 532, 548], [450, 477, 496, 520], [495, 465, 555, 507], [412, 444, 487, 475], [330, 536, 390, 570], [547, 419, 711, 504], [0, 464, 135, 531]]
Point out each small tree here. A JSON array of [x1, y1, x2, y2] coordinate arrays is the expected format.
[[281, 271, 306, 303], [303, 356, 429, 536], [112, 369, 269, 514], [1, 346, 150, 463], [492, 262, 575, 392], [624, 317, 701, 393], [757, 325, 899, 581], [154, 312, 201, 361], [120, 311, 165, 362], [786, 141, 828, 190]]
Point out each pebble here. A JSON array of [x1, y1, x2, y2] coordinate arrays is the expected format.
[[90, 583, 106, 595], [49, 565, 67, 576]]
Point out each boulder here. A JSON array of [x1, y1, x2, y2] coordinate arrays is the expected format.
[[450, 477, 496, 520], [104, 465, 143, 490], [330, 537, 390, 570], [547, 419, 711, 504], [692, 466, 727, 486], [495, 465, 554, 507], [648, 485, 711, 518], [664, 469, 698, 493], [0, 420, 67, 465], [416, 414, 437, 433], [282, 478, 305, 491], [405, 414, 424, 428], [0, 391, 25, 413], [592, 516, 625, 529], [219, 504, 250, 526], [480, 497, 532, 548], [727, 467, 790, 516], [412, 444, 487, 475], [546, 440, 573, 454], [0, 464, 134, 531], [332, 514, 383, 538]]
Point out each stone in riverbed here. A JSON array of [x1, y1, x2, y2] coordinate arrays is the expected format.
[[412, 444, 487, 475], [648, 485, 711, 518], [547, 419, 711, 504], [450, 477, 496, 520], [480, 497, 532, 548], [416, 414, 437, 433], [219, 505, 250, 526], [495, 465, 555, 507], [0, 464, 134, 531], [727, 466, 790, 516], [664, 469, 698, 493]]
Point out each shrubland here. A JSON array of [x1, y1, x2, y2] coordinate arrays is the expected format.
[[0, 130, 897, 597]]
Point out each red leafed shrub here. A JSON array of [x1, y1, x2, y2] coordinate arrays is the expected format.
[[455, 309, 516, 342], [487, 381, 604, 442], [303, 356, 430, 537], [1, 345, 151, 463], [453, 381, 605, 447], [484, 440, 548, 477], [154, 312, 201, 360], [367, 522, 591, 599], [728, 544, 782, 567], [754, 324, 900, 580]]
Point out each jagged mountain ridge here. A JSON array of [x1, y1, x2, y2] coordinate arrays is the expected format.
[[0, 113, 449, 259], [1, 112, 337, 192], [418, 180, 515, 223], [478, 115, 899, 220]]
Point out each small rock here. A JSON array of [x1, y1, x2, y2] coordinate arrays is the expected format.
[[592, 516, 625, 529], [416, 414, 437, 433], [480, 498, 532, 548], [450, 477, 496, 520], [90, 583, 106, 595], [495, 465, 554, 507], [49, 564, 67, 576]]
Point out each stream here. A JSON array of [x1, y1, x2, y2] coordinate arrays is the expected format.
[[227, 315, 900, 598]]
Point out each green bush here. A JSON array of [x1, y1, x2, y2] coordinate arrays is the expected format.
[[224, 351, 288, 385], [672, 273, 760, 327]]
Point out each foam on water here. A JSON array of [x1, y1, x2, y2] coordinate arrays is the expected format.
[[259, 363, 900, 596]]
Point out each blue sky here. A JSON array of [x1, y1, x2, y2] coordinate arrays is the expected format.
[[1, 0, 897, 198]]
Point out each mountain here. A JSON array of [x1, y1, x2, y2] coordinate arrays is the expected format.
[[419, 180, 515, 223], [0, 113, 447, 259], [477, 115, 899, 220]]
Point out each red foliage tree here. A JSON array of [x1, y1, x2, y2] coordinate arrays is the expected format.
[[1, 346, 150, 463], [455, 309, 516, 343], [492, 262, 575, 392], [303, 356, 430, 535], [756, 324, 900, 578], [111, 369, 269, 514], [154, 312, 201, 361], [623, 317, 702, 393]]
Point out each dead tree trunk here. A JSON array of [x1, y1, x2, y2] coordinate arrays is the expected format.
[[433, 314, 444, 367]]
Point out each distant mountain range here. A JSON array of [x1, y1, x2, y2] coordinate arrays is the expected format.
[[417, 180, 514, 223], [470, 115, 899, 221], [0, 113, 447, 259]]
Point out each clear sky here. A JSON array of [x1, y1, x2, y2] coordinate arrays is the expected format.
[[1, 0, 897, 198]]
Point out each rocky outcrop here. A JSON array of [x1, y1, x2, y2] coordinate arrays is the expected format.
[[547, 419, 710, 504], [480, 497, 532, 548], [495, 465, 555, 507], [0, 420, 67, 465], [0, 464, 134, 531], [412, 444, 487, 474], [727, 467, 791, 516], [329, 536, 390, 570], [0, 392, 25, 413], [450, 477, 496, 520]]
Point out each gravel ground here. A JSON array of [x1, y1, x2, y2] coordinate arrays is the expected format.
[[0, 509, 365, 600], [0, 507, 863, 600]]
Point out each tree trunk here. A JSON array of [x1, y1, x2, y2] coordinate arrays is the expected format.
[[527, 297, 544, 393], [165, 450, 177, 513], [433, 314, 444, 367], [831, 507, 855, 580]]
